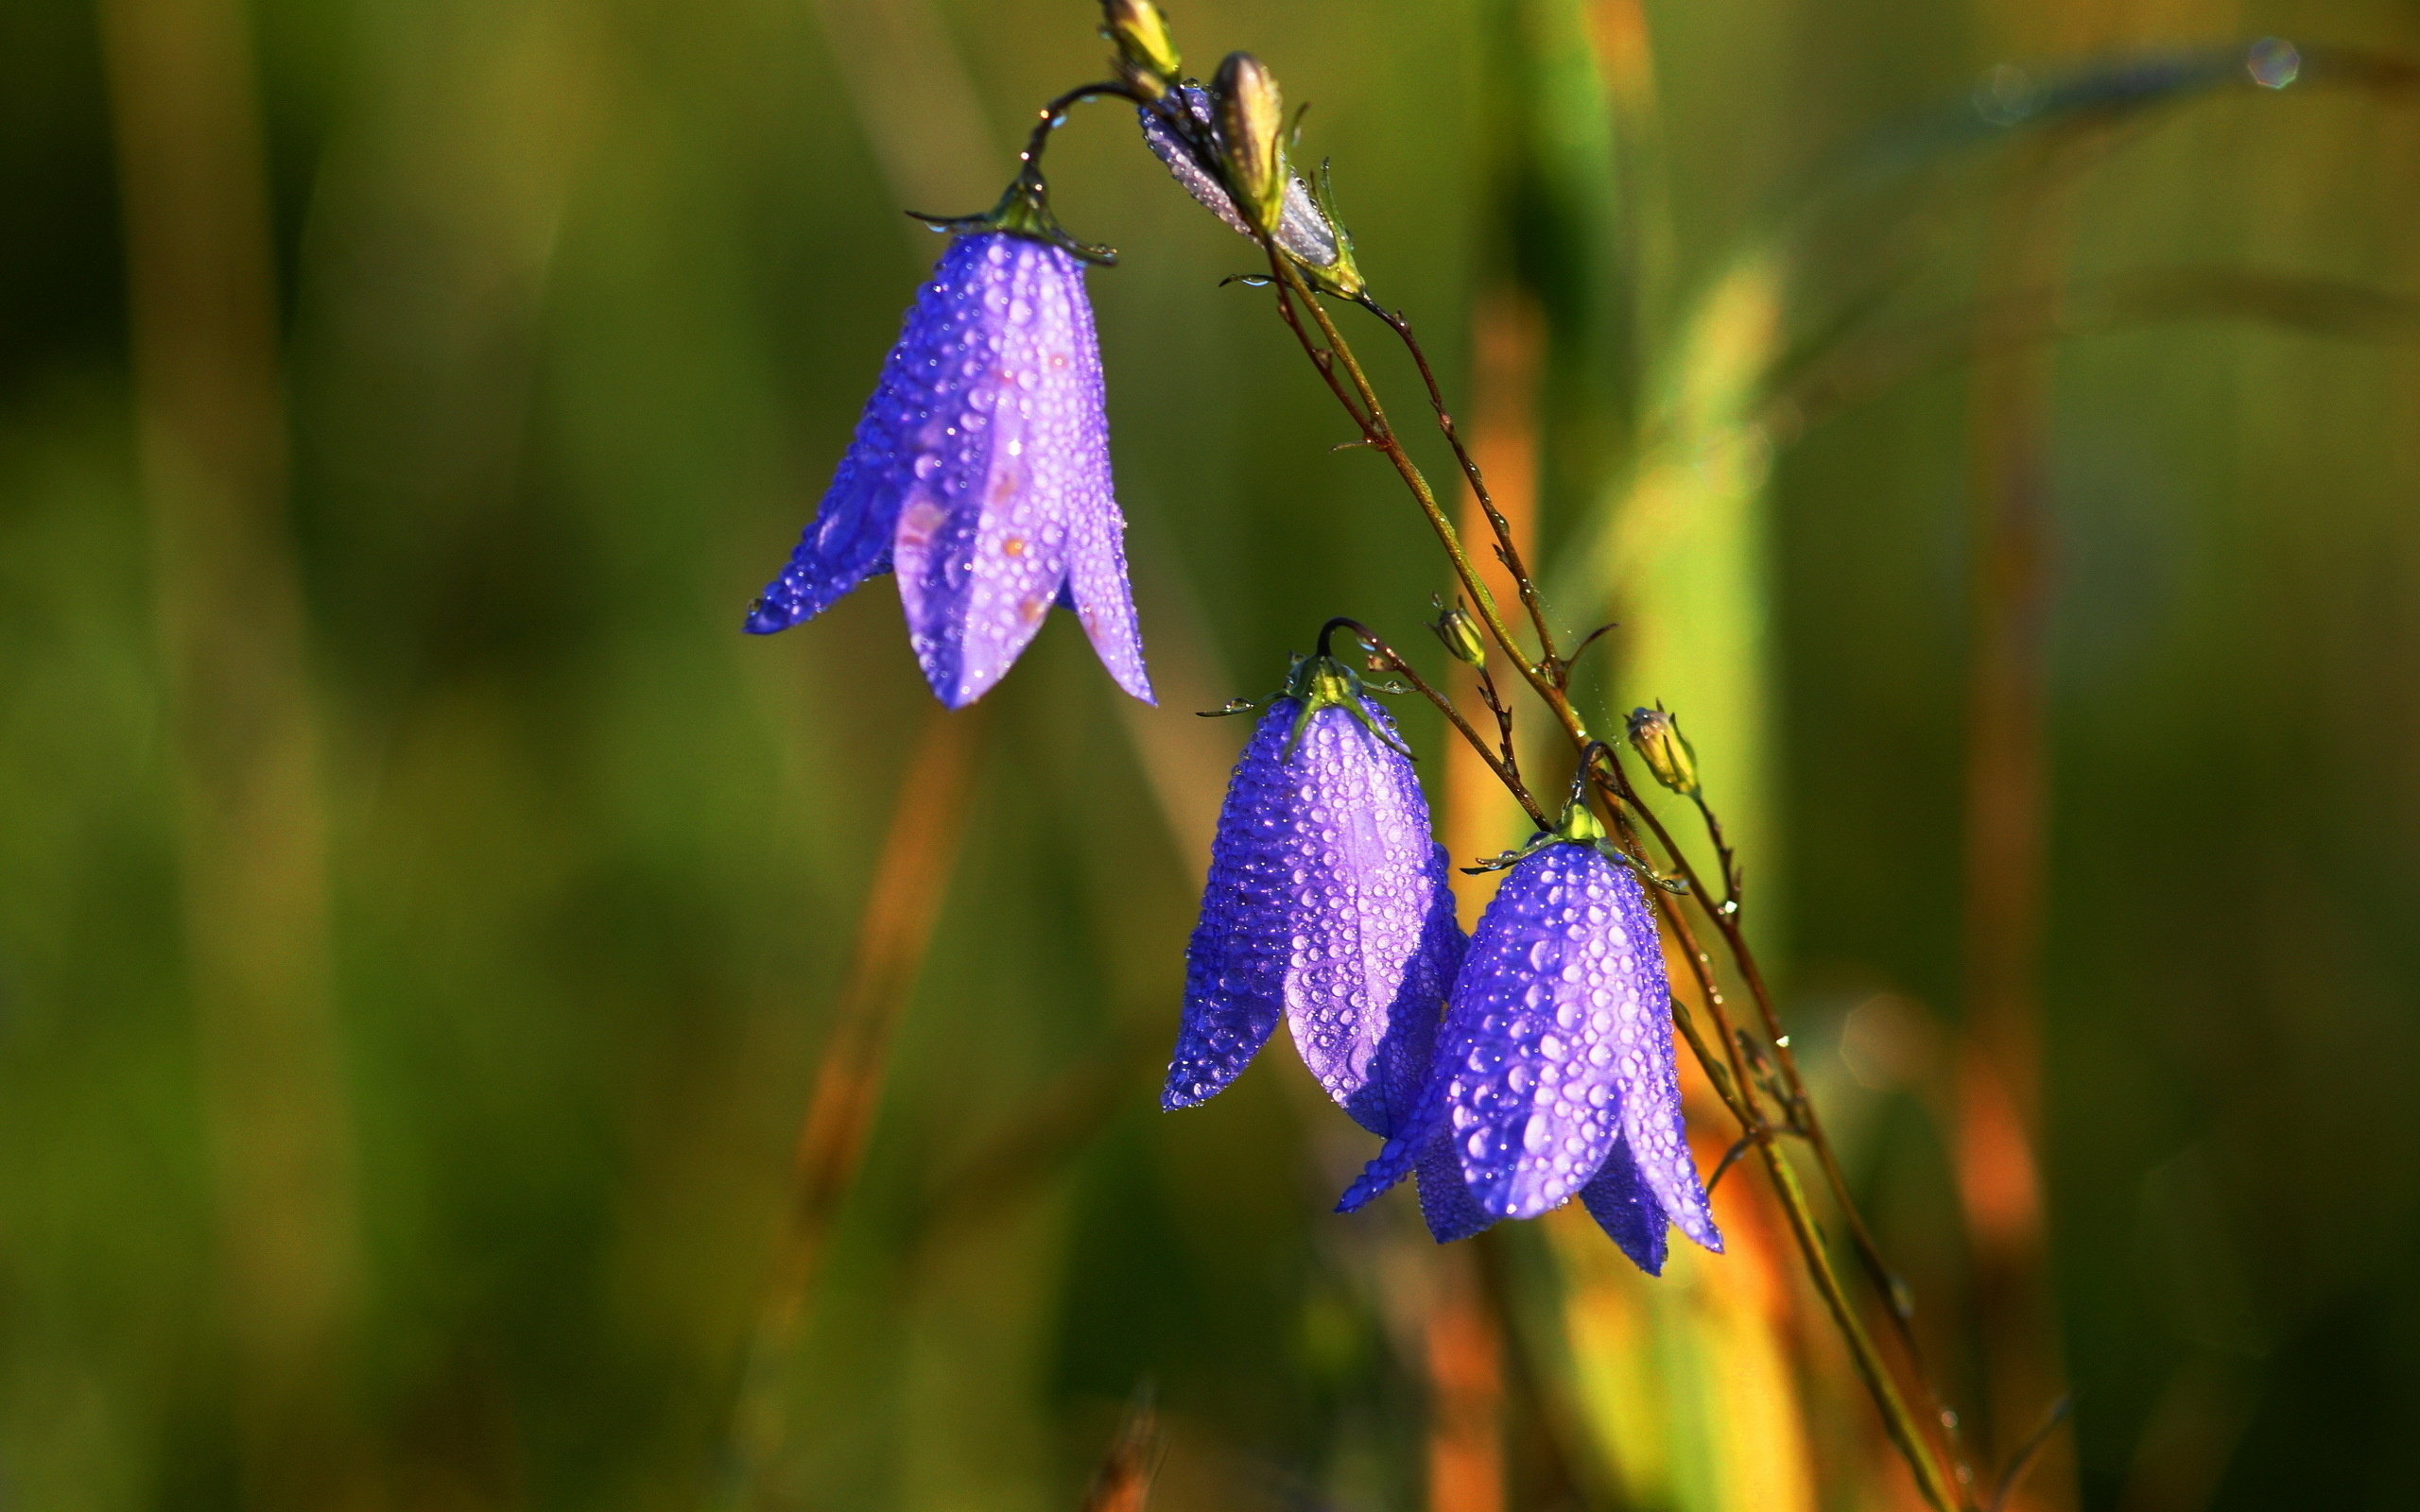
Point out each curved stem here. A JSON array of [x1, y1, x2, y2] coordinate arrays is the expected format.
[[1259, 259, 1969, 1511], [1322, 616, 1547, 829], [1016, 81, 1147, 175], [1592, 749, 1962, 1469], [1362, 301, 1563, 670]]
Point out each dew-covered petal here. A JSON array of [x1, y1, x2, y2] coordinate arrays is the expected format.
[[1602, 861, 1722, 1252], [1414, 1130, 1496, 1244], [748, 232, 1148, 709], [1281, 704, 1455, 1135], [1139, 87, 1340, 268], [1165, 702, 1296, 1108], [1335, 1047, 1447, 1212], [1438, 844, 1647, 1219], [893, 235, 1094, 708], [1343, 841, 1464, 1139], [1059, 260, 1152, 704], [1579, 1134, 1670, 1275], [746, 238, 1009, 635]]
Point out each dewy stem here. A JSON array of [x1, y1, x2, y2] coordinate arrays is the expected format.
[[1361, 301, 1564, 670], [1596, 749, 1965, 1472], [1322, 617, 1549, 830], [1260, 245, 1968, 1512], [1017, 81, 1146, 174]]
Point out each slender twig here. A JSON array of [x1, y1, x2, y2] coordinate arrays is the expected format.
[[1362, 301, 1562, 669], [1589, 745, 1966, 1476], [1258, 244, 1968, 1512], [1017, 81, 1147, 172], [1322, 616, 1547, 829], [1986, 1393, 2073, 1512]]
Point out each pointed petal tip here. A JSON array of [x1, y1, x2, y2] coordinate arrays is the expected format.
[[743, 600, 800, 635]]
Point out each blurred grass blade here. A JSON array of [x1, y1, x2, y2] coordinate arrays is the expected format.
[[95, 0, 365, 1501], [1079, 1391, 1164, 1512], [724, 703, 988, 1503]]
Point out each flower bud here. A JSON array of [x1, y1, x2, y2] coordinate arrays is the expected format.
[[1101, 0, 1181, 97], [1431, 600, 1486, 667], [1211, 52, 1286, 234], [1626, 706, 1700, 797]]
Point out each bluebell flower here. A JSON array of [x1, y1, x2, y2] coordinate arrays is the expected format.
[[1166, 652, 1463, 1139], [745, 232, 1151, 710], [1139, 83, 1364, 297], [1341, 804, 1722, 1275]]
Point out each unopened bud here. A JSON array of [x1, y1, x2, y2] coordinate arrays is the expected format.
[[1211, 52, 1286, 233], [1626, 705, 1700, 797], [1101, 0, 1180, 96], [1430, 600, 1486, 667], [1554, 795, 1609, 846]]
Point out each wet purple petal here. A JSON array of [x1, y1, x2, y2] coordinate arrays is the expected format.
[[1579, 1134, 1670, 1275], [1165, 702, 1294, 1109], [1281, 703, 1456, 1136], [1414, 1131, 1496, 1244], [1593, 849, 1720, 1252], [1167, 688, 1458, 1129], [746, 232, 1151, 709], [1139, 86, 1340, 267]]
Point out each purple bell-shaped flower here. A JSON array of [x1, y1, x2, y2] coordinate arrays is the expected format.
[[1166, 649, 1464, 1139], [1340, 799, 1721, 1275], [745, 231, 1151, 710]]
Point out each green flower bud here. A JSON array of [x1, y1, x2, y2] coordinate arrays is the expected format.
[[1430, 599, 1486, 667], [1211, 52, 1286, 234], [1626, 705, 1700, 797], [1553, 793, 1609, 845], [1100, 0, 1181, 97]]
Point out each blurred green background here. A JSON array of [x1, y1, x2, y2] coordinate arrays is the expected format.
[[5, 0, 2419, 1507]]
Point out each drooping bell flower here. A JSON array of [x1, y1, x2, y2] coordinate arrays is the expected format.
[[1137, 77, 1365, 298], [744, 228, 1151, 710], [1340, 800, 1721, 1275], [1166, 649, 1463, 1139]]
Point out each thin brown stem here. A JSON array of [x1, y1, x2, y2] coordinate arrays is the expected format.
[[1267, 255, 1581, 743], [1326, 617, 1547, 829], [1364, 301, 1562, 670], [1260, 251, 1968, 1510], [1592, 748, 1967, 1479]]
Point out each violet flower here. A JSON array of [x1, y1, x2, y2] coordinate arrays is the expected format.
[[1139, 85, 1363, 296], [1166, 651, 1463, 1139], [745, 231, 1151, 710], [1340, 805, 1721, 1275]]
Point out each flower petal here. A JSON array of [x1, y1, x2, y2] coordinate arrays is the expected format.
[[1603, 857, 1722, 1252], [1058, 266, 1152, 703], [1414, 1129, 1496, 1244], [895, 236, 1094, 708], [748, 240, 1011, 635], [1334, 1053, 1447, 1211], [1579, 1134, 1670, 1275], [1441, 844, 1643, 1219], [1341, 841, 1464, 1139], [1164, 703, 1294, 1108], [1284, 704, 1455, 1135]]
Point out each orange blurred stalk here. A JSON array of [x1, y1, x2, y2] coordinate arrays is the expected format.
[[724, 704, 988, 1503]]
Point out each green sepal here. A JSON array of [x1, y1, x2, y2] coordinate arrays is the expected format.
[[909, 165, 1117, 266], [1279, 652, 1410, 764], [1461, 796, 1688, 894]]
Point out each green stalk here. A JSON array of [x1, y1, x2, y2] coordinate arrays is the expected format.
[[1258, 243, 1967, 1512]]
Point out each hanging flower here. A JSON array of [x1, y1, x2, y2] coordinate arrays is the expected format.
[[744, 231, 1151, 710], [1138, 80, 1365, 298], [1340, 803, 1721, 1275], [1166, 650, 1463, 1139]]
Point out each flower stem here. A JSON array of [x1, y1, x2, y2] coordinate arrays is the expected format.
[[1258, 246, 1969, 1512], [1323, 616, 1547, 829]]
